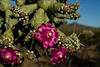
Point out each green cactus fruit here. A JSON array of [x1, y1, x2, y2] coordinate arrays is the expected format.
[[20, 4, 38, 15], [7, 18, 18, 28], [5, 10, 12, 24], [2, 29, 14, 45], [57, 29, 67, 42], [55, 13, 67, 18], [0, 0, 11, 11], [30, 8, 49, 29], [53, 17, 64, 24], [44, 13, 50, 23], [38, 0, 56, 11], [16, 0, 25, 6], [54, 2, 65, 12]]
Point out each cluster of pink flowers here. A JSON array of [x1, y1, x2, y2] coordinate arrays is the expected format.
[[34, 22, 59, 49], [0, 47, 21, 65], [33, 22, 68, 64], [50, 46, 67, 64]]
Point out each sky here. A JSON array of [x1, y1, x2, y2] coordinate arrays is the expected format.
[[68, 0, 100, 27], [11, 0, 100, 27]]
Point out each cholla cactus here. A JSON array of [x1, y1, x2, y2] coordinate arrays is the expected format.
[[62, 33, 82, 51], [0, 0, 81, 67]]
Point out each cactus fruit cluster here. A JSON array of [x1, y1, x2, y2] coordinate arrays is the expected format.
[[0, 0, 81, 67]]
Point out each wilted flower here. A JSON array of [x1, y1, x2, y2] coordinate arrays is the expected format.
[[50, 46, 67, 64], [0, 47, 21, 65], [34, 22, 59, 49]]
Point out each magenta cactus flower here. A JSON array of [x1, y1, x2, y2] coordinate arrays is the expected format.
[[34, 22, 59, 49], [0, 47, 21, 65], [50, 46, 67, 64]]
